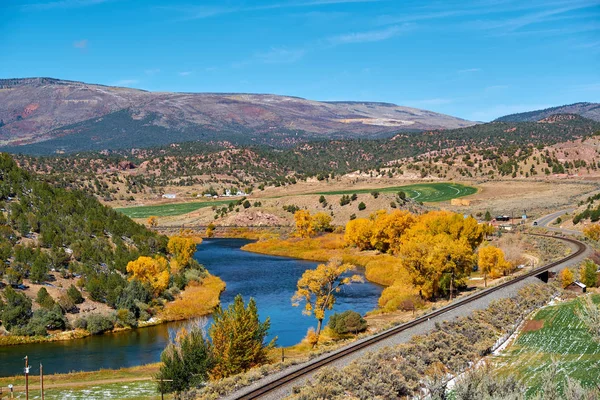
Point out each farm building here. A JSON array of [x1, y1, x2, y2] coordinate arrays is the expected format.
[[565, 281, 586, 293], [162, 193, 177, 199]]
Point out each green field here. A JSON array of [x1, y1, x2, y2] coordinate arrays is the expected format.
[[494, 295, 600, 395], [116, 200, 231, 219], [315, 182, 477, 202]]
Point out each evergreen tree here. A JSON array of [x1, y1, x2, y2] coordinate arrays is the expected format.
[[209, 295, 275, 379], [67, 284, 85, 304], [36, 287, 55, 309], [157, 325, 213, 395]]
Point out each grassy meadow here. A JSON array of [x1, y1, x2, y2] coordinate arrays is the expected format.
[[494, 294, 600, 395], [116, 200, 231, 218], [315, 182, 477, 202]]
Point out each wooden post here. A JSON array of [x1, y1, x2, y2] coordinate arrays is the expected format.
[[281, 348, 285, 363], [24, 356, 29, 400], [40, 364, 44, 400]]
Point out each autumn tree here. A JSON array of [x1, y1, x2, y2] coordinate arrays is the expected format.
[[209, 295, 275, 379], [205, 223, 216, 238], [294, 210, 315, 238], [583, 224, 600, 241], [168, 236, 198, 272], [560, 268, 575, 288], [369, 210, 416, 253], [292, 258, 363, 344], [147, 216, 158, 228], [311, 212, 333, 233], [126, 256, 170, 296], [478, 245, 511, 287], [580, 259, 598, 288], [344, 218, 374, 250]]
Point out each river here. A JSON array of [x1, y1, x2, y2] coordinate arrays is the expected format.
[[0, 238, 382, 377]]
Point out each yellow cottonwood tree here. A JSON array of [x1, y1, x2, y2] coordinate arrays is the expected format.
[[292, 258, 363, 344], [294, 210, 315, 238], [126, 256, 170, 296], [147, 216, 158, 228], [369, 210, 416, 253], [168, 236, 198, 272], [344, 218, 374, 250], [478, 245, 510, 287], [311, 212, 333, 233], [583, 224, 600, 241], [560, 268, 575, 288]]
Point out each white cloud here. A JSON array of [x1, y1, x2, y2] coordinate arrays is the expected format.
[[178, 71, 193, 76], [458, 68, 481, 73], [73, 39, 88, 49], [327, 24, 410, 45], [144, 68, 160, 76]]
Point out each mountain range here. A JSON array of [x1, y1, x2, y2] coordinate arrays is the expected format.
[[0, 77, 473, 153], [494, 102, 600, 123]]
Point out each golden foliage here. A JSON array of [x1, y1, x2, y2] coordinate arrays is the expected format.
[[378, 281, 423, 312], [147, 216, 158, 228], [294, 210, 316, 238], [167, 236, 198, 271], [292, 258, 363, 341], [126, 256, 170, 296], [583, 224, 600, 241], [478, 244, 511, 286], [370, 210, 416, 253], [344, 218, 374, 250], [560, 268, 575, 288], [312, 212, 333, 233], [161, 275, 226, 321]]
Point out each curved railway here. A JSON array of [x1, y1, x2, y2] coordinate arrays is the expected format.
[[232, 233, 588, 400]]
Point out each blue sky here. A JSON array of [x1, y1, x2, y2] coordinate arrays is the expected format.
[[0, 0, 599, 121]]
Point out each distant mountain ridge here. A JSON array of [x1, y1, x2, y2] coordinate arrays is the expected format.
[[494, 102, 600, 123], [0, 77, 475, 153]]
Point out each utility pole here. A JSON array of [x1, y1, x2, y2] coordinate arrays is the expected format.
[[24, 356, 29, 400], [40, 363, 44, 400]]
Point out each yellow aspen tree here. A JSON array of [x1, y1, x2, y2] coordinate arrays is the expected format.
[[292, 258, 363, 345], [167, 236, 198, 270], [478, 245, 510, 287], [560, 268, 575, 288], [126, 256, 170, 296], [147, 216, 158, 228], [294, 210, 315, 238], [344, 218, 374, 250]]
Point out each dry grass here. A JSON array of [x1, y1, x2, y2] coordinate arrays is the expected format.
[[160, 275, 226, 321]]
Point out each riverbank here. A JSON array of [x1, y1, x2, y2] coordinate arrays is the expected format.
[[0, 274, 225, 347], [241, 233, 401, 287]]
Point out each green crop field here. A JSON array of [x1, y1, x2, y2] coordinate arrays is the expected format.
[[494, 295, 600, 395], [116, 200, 231, 219], [315, 182, 477, 202]]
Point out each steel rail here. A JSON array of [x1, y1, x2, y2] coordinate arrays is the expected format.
[[232, 233, 587, 400]]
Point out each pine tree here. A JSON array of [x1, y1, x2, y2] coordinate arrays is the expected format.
[[209, 295, 275, 379]]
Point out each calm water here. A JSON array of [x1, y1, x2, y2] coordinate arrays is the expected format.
[[0, 238, 381, 377]]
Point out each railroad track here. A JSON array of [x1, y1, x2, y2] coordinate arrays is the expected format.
[[232, 233, 588, 400]]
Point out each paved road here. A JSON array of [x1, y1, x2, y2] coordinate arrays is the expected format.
[[226, 211, 592, 400], [532, 208, 582, 235]]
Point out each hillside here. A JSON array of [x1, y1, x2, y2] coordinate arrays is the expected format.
[[0, 78, 475, 153], [12, 114, 600, 206], [494, 102, 600, 122]]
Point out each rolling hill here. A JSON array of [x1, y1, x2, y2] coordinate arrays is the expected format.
[[0, 77, 475, 153], [494, 102, 600, 123]]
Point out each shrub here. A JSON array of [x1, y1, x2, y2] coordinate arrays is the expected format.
[[328, 310, 367, 335], [86, 313, 114, 335], [358, 202, 366, 211], [116, 308, 137, 328]]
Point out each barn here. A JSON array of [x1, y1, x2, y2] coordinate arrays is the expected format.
[[565, 281, 587, 293]]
